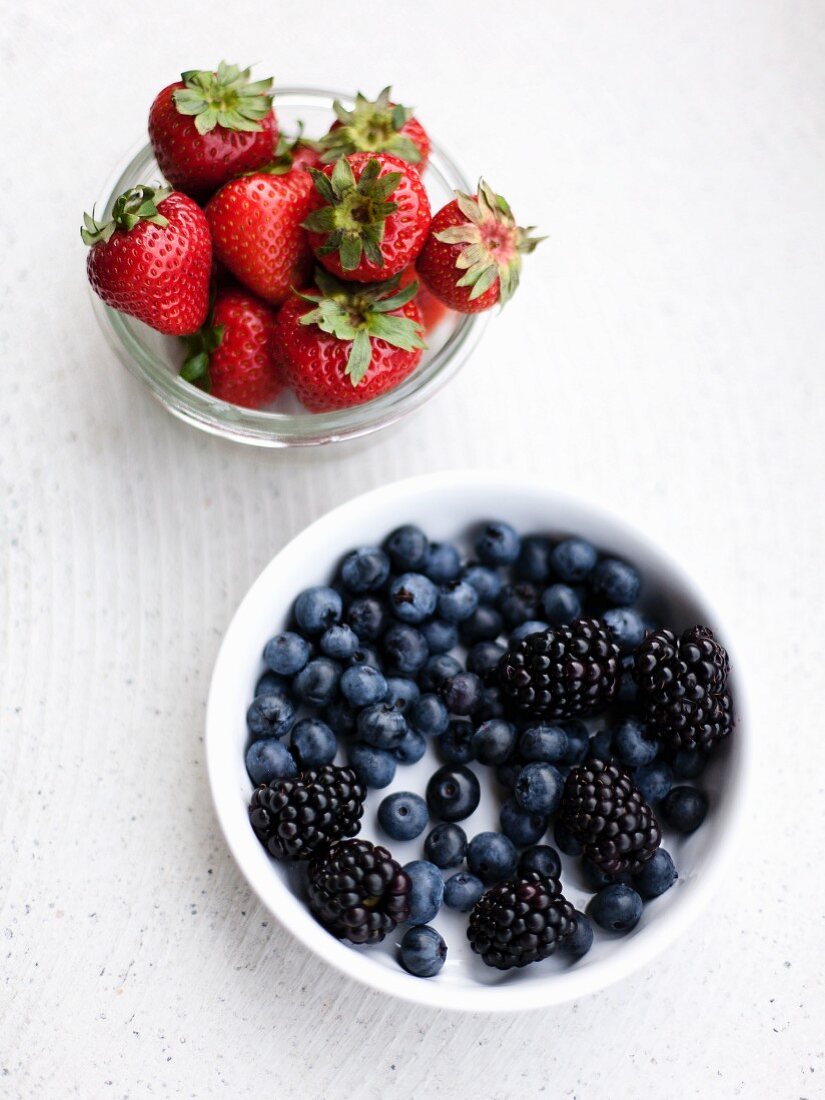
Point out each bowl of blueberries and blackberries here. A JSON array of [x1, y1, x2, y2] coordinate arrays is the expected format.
[[206, 472, 749, 1011], [81, 63, 547, 446]]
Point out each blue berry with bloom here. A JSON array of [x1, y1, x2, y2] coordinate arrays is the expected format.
[[421, 618, 458, 654], [422, 541, 462, 583], [591, 558, 641, 607], [462, 562, 502, 603], [319, 624, 360, 661], [291, 717, 337, 768], [293, 657, 341, 708], [384, 524, 428, 571], [378, 791, 429, 841], [263, 631, 311, 676], [551, 538, 598, 583], [400, 925, 447, 978], [404, 860, 444, 924], [246, 738, 298, 784], [541, 583, 582, 625], [475, 521, 521, 566], [340, 546, 390, 593], [444, 872, 484, 912], [382, 622, 429, 675], [247, 693, 295, 740], [347, 743, 396, 788], [294, 586, 342, 636], [389, 573, 438, 624]]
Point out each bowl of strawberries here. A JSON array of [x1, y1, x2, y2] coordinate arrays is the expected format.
[[84, 67, 542, 447]]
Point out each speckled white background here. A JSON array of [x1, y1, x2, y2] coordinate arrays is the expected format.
[[1, 2, 823, 1096]]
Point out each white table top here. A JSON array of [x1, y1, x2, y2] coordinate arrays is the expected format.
[[2, 2, 823, 1096]]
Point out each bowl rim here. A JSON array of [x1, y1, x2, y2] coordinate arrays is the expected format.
[[205, 470, 753, 1012], [90, 87, 489, 448]]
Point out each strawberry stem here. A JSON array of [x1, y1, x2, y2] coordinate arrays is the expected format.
[[172, 61, 274, 135]]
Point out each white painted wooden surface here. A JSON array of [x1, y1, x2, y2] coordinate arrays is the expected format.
[[1, 2, 823, 1096]]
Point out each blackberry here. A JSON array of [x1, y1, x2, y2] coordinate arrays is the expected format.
[[467, 872, 575, 970], [560, 759, 661, 875], [308, 838, 411, 944], [634, 625, 733, 753], [498, 619, 620, 722], [248, 764, 365, 861]]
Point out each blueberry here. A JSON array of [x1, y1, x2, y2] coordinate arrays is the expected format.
[[499, 799, 548, 846], [409, 693, 449, 737], [438, 719, 475, 765], [518, 844, 561, 880], [340, 546, 390, 593], [634, 849, 678, 898], [385, 524, 429, 571], [466, 641, 506, 684], [263, 631, 311, 676], [541, 583, 581, 625], [348, 642, 383, 669], [290, 717, 337, 768], [475, 521, 521, 566], [509, 619, 549, 645], [356, 704, 408, 750], [589, 884, 643, 932], [496, 761, 522, 790], [441, 671, 484, 716], [467, 832, 518, 884], [294, 586, 342, 636], [497, 582, 540, 626], [324, 699, 357, 737], [603, 607, 646, 654], [588, 727, 614, 761], [519, 724, 568, 764], [346, 596, 388, 641], [340, 663, 388, 708], [617, 655, 638, 703], [461, 563, 502, 604], [634, 761, 673, 804], [318, 624, 360, 661], [551, 538, 598, 583], [516, 535, 553, 583], [559, 910, 594, 958], [247, 693, 295, 740], [394, 728, 427, 764], [385, 676, 420, 711], [399, 924, 447, 977], [562, 720, 590, 765], [378, 791, 429, 841], [293, 658, 341, 708], [444, 871, 485, 912], [348, 743, 396, 788], [662, 786, 708, 833], [471, 719, 517, 765], [245, 738, 298, 784], [419, 653, 462, 692], [389, 573, 438, 624], [382, 622, 428, 676], [477, 684, 506, 721], [514, 763, 564, 815], [437, 580, 479, 623], [424, 822, 467, 868], [403, 860, 444, 924], [421, 619, 458, 654], [255, 670, 290, 698], [458, 605, 504, 643], [582, 858, 632, 891], [672, 749, 707, 779], [422, 541, 462, 583], [426, 764, 480, 822], [613, 716, 658, 767], [554, 820, 583, 857], [591, 558, 641, 607]]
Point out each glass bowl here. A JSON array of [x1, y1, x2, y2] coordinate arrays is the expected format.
[[89, 87, 488, 447]]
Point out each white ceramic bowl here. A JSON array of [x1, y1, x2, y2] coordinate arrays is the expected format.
[[206, 471, 750, 1012]]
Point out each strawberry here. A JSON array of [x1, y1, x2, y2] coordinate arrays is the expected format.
[[205, 134, 318, 306], [275, 270, 425, 412], [180, 288, 282, 409], [82, 185, 212, 336], [148, 62, 278, 200], [417, 181, 543, 312], [319, 87, 430, 169], [302, 154, 431, 283]]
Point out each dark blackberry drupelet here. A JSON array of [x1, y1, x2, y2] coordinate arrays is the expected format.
[[308, 838, 411, 944], [498, 619, 620, 722], [560, 759, 661, 875], [634, 625, 733, 753], [467, 872, 576, 970], [248, 764, 365, 861]]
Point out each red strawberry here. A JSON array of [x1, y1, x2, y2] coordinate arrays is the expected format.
[[302, 154, 431, 283], [205, 134, 318, 306], [275, 270, 425, 411], [148, 62, 278, 200], [180, 288, 282, 409], [319, 87, 430, 170], [82, 185, 212, 336], [417, 181, 543, 312]]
